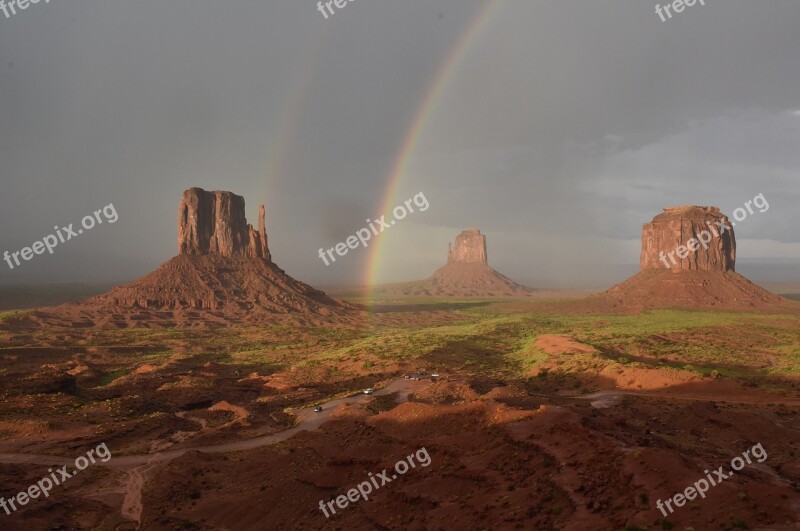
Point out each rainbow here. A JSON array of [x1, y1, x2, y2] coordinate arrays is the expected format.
[[363, 0, 504, 292], [260, 27, 330, 205]]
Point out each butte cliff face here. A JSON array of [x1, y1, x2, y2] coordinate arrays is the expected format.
[[640, 206, 735, 272], [178, 188, 270, 259], [599, 205, 788, 310], [381, 228, 533, 297], [28, 188, 354, 328], [447, 228, 488, 265]]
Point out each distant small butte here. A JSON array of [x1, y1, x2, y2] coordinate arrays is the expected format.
[[377, 228, 535, 297]]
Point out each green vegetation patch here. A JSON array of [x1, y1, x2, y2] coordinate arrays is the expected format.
[[96, 368, 131, 387], [0, 310, 29, 321]]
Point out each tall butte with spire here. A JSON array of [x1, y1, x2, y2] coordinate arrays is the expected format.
[[382, 228, 534, 297], [177, 188, 271, 259], [598, 205, 790, 309], [446, 228, 488, 265], [31, 188, 353, 328]]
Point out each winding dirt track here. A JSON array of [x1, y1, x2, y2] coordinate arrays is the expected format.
[[0, 377, 434, 528], [1, 379, 796, 528]]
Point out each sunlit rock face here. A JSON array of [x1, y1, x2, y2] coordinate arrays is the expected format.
[[640, 206, 735, 272], [178, 188, 270, 260]]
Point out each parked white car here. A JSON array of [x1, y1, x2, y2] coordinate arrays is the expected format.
[[363, 388, 374, 395]]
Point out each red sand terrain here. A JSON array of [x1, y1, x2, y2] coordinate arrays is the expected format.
[[380, 262, 534, 297], [535, 335, 598, 355], [0, 367, 798, 531], [141, 377, 798, 531], [4, 255, 358, 330], [595, 269, 793, 311]]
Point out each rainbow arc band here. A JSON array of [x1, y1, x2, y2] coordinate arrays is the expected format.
[[365, 0, 504, 289]]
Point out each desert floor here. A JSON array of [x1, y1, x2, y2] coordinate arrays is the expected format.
[[1, 296, 799, 530]]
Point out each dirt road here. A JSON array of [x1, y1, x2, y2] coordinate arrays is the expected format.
[[0, 376, 435, 528], [2, 377, 794, 528]]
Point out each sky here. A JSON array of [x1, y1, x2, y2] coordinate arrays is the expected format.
[[1, 0, 799, 290]]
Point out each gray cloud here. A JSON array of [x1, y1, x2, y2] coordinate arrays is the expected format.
[[1, 0, 799, 289]]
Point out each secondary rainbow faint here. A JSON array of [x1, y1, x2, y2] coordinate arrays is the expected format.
[[260, 22, 330, 207], [363, 0, 504, 294]]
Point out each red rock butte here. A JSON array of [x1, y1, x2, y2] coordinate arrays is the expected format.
[[447, 228, 488, 265], [598, 205, 790, 310], [21, 188, 355, 328], [178, 188, 270, 260], [640, 206, 735, 272], [380, 228, 534, 297]]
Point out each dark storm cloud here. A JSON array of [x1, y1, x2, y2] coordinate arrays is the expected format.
[[1, 0, 799, 288]]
